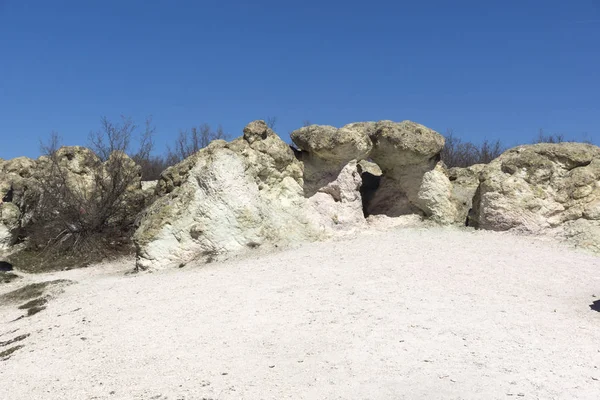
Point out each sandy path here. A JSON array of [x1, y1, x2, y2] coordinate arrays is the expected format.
[[1, 227, 600, 399]]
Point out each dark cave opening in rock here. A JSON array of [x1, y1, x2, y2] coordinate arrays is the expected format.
[[359, 171, 381, 218]]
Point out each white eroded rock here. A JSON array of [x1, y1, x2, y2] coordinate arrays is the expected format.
[[134, 121, 331, 270], [469, 142, 600, 252]]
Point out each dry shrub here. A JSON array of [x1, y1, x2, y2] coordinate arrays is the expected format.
[[17, 118, 150, 271], [166, 123, 228, 165], [441, 130, 505, 168]]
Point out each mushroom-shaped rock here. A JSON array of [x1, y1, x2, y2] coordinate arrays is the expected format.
[[290, 122, 374, 225], [366, 121, 445, 217], [469, 142, 600, 252], [369, 120, 445, 171], [291, 122, 374, 163], [291, 122, 374, 197]]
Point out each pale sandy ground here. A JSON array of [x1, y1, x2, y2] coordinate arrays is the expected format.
[[1, 226, 600, 400]]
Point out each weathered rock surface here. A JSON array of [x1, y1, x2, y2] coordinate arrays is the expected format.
[[0, 157, 39, 250], [416, 163, 457, 224], [447, 164, 485, 225], [308, 160, 366, 230], [135, 121, 334, 270], [37, 146, 102, 194], [291, 123, 373, 197], [469, 143, 600, 251]]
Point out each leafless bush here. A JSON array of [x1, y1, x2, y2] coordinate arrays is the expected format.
[[22, 118, 150, 270], [265, 116, 277, 130], [89, 115, 163, 181], [166, 124, 228, 164], [441, 129, 505, 168], [134, 156, 168, 181], [533, 129, 594, 145], [534, 129, 565, 144]]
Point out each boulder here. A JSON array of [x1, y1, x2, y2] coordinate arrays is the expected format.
[[0, 157, 39, 250], [0, 202, 20, 248], [369, 120, 445, 170], [366, 120, 445, 217], [448, 164, 485, 225], [469, 143, 600, 251], [37, 147, 142, 197], [308, 160, 366, 230], [416, 163, 457, 224], [291, 122, 374, 163], [141, 180, 158, 193]]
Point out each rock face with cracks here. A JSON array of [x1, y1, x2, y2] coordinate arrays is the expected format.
[[291, 123, 373, 197], [0, 157, 40, 251], [447, 164, 486, 225], [416, 163, 457, 224], [469, 143, 600, 252]]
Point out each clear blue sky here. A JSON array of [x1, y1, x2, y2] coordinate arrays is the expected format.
[[1, 0, 599, 159]]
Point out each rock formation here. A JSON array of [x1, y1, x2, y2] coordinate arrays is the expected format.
[[469, 143, 600, 251], [416, 163, 457, 224], [291, 122, 373, 197], [0, 157, 39, 251], [365, 120, 446, 217], [447, 164, 485, 225], [6, 119, 599, 270], [135, 120, 449, 270], [134, 121, 327, 270]]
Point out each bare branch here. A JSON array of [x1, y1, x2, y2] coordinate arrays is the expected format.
[[265, 116, 277, 130], [166, 123, 229, 165]]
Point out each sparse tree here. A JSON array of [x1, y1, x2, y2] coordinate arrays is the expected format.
[[441, 129, 504, 168], [166, 123, 228, 165], [265, 116, 277, 130], [535, 128, 565, 144], [23, 117, 152, 270], [89, 115, 164, 181]]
